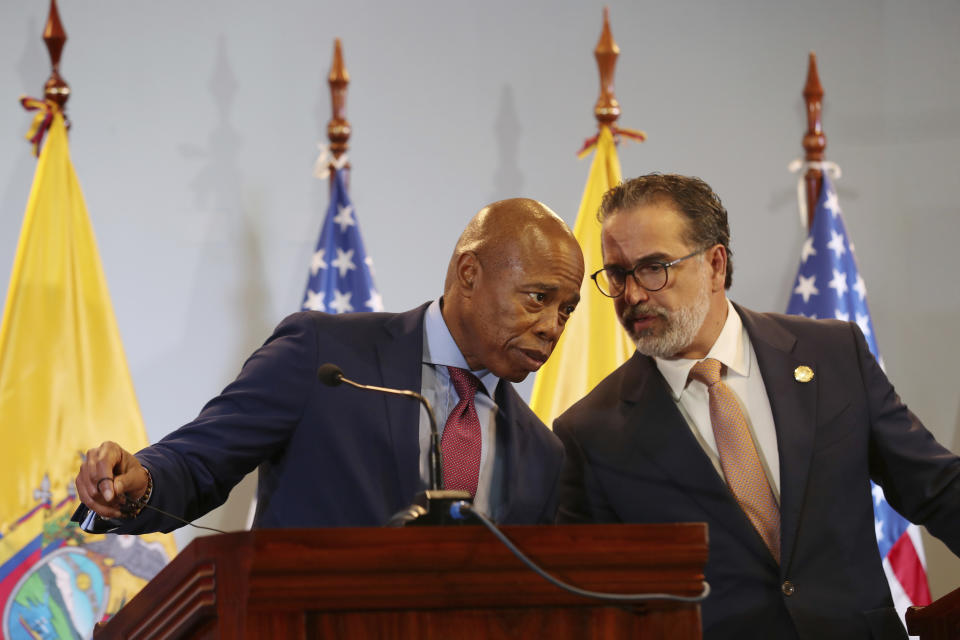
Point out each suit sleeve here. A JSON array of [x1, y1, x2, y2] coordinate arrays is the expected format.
[[116, 313, 320, 533], [858, 323, 960, 556]]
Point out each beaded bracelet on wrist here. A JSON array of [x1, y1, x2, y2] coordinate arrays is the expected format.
[[119, 467, 153, 519]]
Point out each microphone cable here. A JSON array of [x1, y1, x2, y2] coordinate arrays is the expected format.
[[136, 502, 229, 535], [448, 501, 711, 604]]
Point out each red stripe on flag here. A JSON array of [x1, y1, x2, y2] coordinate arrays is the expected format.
[[0, 547, 42, 605], [888, 533, 932, 606]]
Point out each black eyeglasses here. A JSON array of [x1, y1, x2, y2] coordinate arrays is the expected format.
[[590, 248, 707, 298]]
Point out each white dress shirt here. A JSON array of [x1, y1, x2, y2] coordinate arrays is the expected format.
[[418, 299, 503, 518], [654, 299, 781, 498]]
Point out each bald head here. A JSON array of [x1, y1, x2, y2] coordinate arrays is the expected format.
[[444, 198, 578, 292], [441, 198, 584, 382]]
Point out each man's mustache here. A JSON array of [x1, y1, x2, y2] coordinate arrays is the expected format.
[[620, 304, 669, 324]]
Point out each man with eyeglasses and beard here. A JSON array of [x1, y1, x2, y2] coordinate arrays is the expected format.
[[554, 173, 960, 640]]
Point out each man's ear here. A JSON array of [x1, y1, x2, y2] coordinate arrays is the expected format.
[[455, 251, 481, 296], [707, 245, 727, 292]]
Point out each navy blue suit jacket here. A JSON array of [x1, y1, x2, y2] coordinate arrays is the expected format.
[[556, 304, 960, 640], [119, 303, 564, 532]]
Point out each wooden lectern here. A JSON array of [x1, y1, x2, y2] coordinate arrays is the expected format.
[[906, 586, 960, 640], [94, 523, 708, 639]]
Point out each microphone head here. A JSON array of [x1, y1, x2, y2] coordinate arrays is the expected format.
[[317, 363, 345, 386]]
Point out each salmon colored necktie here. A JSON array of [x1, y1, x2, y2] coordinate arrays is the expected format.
[[690, 358, 781, 562]]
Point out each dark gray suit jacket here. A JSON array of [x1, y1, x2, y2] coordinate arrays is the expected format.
[[118, 303, 564, 532], [556, 304, 960, 640]]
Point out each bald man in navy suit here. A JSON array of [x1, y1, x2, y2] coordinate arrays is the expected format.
[[75, 198, 584, 531]]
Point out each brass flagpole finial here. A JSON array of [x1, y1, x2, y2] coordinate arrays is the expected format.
[[574, 8, 645, 158], [43, 0, 70, 109], [593, 7, 621, 128], [327, 38, 351, 165]]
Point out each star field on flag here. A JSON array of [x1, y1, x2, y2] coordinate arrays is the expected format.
[[786, 174, 876, 354], [786, 173, 930, 621], [302, 167, 382, 313]]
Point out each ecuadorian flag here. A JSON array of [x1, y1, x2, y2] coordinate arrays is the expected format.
[[0, 104, 176, 639]]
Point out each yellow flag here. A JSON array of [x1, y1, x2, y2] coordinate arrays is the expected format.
[[530, 126, 635, 425], [0, 110, 176, 637]]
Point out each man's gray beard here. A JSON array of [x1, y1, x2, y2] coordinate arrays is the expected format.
[[627, 275, 711, 359]]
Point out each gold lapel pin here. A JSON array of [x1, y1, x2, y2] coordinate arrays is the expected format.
[[794, 365, 814, 383]]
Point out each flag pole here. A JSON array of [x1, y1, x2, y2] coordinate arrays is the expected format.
[[787, 52, 933, 624], [575, 9, 645, 158], [801, 52, 825, 228], [302, 38, 380, 314], [328, 38, 351, 190], [43, 0, 71, 111], [593, 7, 621, 129], [528, 9, 639, 425]]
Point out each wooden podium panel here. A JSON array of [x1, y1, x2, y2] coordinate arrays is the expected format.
[[94, 523, 708, 640], [907, 585, 960, 640]]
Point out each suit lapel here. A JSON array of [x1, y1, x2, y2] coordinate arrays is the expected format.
[[494, 382, 535, 523], [375, 303, 430, 504], [493, 384, 519, 521], [736, 304, 818, 571], [619, 354, 773, 561]]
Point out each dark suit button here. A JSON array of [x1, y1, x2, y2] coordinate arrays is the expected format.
[[781, 580, 795, 596]]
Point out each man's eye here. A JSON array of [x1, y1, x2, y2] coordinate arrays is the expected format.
[[529, 292, 546, 303], [639, 263, 664, 275], [605, 268, 627, 283], [563, 304, 577, 315]]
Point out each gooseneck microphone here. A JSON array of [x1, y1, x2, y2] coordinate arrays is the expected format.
[[318, 362, 473, 526], [317, 363, 442, 493]]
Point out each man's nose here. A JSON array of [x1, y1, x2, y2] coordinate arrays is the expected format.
[[622, 274, 650, 306], [534, 310, 564, 342]]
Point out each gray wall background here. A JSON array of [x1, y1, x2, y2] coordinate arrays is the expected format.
[[2, 1, 958, 598]]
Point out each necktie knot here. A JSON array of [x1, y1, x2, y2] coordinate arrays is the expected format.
[[447, 366, 480, 400], [689, 357, 723, 386]]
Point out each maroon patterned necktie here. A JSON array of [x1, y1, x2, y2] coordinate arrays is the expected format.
[[441, 366, 482, 497]]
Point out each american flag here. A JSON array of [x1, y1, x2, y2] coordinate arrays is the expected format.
[[786, 173, 931, 623], [302, 167, 382, 314]]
